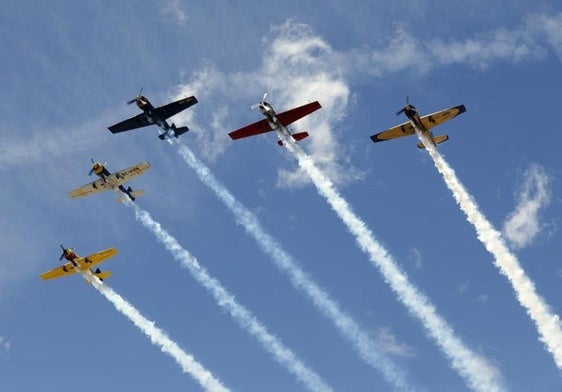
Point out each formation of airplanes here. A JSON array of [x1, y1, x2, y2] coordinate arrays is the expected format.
[[42, 93, 465, 282]]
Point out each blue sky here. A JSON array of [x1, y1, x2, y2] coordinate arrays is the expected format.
[[1, 1, 561, 391]]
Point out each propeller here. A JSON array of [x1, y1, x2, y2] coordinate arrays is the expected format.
[[88, 156, 95, 176], [59, 244, 67, 261], [395, 96, 410, 116], [127, 87, 144, 105], [88, 156, 107, 176], [249, 92, 268, 110]]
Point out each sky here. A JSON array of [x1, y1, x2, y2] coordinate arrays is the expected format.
[[1, 1, 561, 391]]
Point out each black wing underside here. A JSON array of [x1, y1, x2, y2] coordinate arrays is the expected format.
[[154, 96, 198, 120], [108, 114, 151, 134]]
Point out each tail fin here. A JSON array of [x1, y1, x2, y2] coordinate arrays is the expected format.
[[117, 190, 145, 202], [417, 134, 449, 149], [292, 131, 309, 142]]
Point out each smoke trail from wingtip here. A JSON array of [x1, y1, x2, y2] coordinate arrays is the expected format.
[[173, 140, 417, 391], [123, 202, 333, 392], [284, 140, 505, 392], [85, 274, 229, 392], [417, 130, 562, 370]]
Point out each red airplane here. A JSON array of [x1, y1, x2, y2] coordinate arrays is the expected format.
[[228, 94, 321, 146]]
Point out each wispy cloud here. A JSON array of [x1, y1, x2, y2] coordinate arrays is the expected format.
[[0, 115, 113, 169], [174, 21, 361, 188], [503, 164, 551, 249], [476, 294, 489, 305], [161, 0, 189, 24], [0, 337, 11, 352], [377, 328, 416, 359], [173, 14, 562, 189], [354, 13, 562, 75], [410, 248, 423, 271]]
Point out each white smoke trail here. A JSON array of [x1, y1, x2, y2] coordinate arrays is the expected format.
[[123, 202, 333, 392], [83, 272, 229, 392], [417, 130, 562, 369], [173, 141, 416, 391], [284, 140, 505, 392]]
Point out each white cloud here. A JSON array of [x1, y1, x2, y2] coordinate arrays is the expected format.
[[161, 0, 189, 24], [376, 327, 416, 359], [0, 124, 107, 168], [503, 164, 551, 249], [0, 337, 11, 352], [354, 13, 562, 75], [172, 14, 562, 188], [410, 247, 423, 270], [532, 13, 562, 60], [173, 21, 361, 188], [476, 294, 489, 304]]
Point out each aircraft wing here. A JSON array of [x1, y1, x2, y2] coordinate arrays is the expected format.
[[107, 162, 151, 186], [370, 121, 415, 143], [67, 178, 109, 198], [228, 118, 273, 140], [276, 101, 322, 127], [108, 113, 151, 134], [153, 96, 198, 120], [40, 262, 77, 281], [79, 248, 118, 268], [419, 105, 466, 130]]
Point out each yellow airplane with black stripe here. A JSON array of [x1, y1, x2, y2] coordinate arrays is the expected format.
[[371, 98, 466, 149]]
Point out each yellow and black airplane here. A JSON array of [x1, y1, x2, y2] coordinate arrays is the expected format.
[[371, 98, 466, 149], [40, 245, 117, 282]]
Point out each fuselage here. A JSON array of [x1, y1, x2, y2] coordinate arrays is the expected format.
[[258, 101, 290, 142], [60, 248, 103, 279], [63, 249, 78, 264], [403, 105, 435, 144], [91, 162, 134, 200], [136, 96, 174, 137]]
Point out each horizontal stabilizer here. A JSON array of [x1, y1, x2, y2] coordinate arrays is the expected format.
[[95, 271, 112, 281], [117, 189, 145, 202], [174, 126, 189, 138], [417, 134, 449, 149], [292, 132, 309, 142]]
